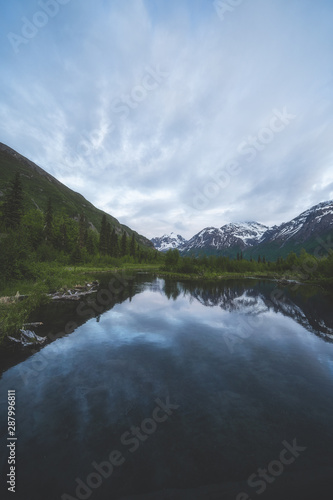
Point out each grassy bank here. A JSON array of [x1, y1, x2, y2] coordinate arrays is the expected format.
[[1, 263, 331, 347], [0, 262, 159, 346], [157, 270, 333, 295], [156, 270, 300, 282]]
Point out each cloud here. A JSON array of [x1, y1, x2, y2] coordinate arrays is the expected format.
[[1, 0, 333, 239]]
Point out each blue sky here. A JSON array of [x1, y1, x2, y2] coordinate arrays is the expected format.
[[1, 0, 333, 238]]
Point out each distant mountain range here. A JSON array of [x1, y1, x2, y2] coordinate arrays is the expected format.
[[152, 201, 333, 259], [0, 142, 153, 248], [1, 142, 332, 259]]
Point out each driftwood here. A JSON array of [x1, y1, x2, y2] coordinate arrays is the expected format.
[[8, 329, 47, 347], [276, 278, 300, 286], [0, 293, 28, 304], [5, 282, 99, 346], [51, 283, 98, 301]]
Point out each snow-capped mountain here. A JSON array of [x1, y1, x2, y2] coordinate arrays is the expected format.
[[260, 200, 333, 246], [183, 221, 269, 253], [151, 232, 187, 252], [151, 200, 333, 257]]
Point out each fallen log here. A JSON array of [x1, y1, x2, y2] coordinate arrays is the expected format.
[[8, 329, 47, 347]]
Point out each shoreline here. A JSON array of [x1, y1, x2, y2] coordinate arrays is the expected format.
[[1, 266, 331, 349]]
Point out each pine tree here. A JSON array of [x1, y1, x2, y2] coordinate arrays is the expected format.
[[258, 255, 261, 264], [71, 244, 82, 265], [3, 172, 24, 229], [106, 222, 111, 255], [130, 234, 136, 257], [44, 198, 53, 242], [99, 215, 107, 255], [263, 255, 266, 264], [110, 228, 118, 257], [121, 231, 127, 256], [78, 213, 87, 249], [86, 232, 96, 255], [60, 222, 69, 252]]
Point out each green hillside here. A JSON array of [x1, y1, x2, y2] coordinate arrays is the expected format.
[[0, 142, 152, 248]]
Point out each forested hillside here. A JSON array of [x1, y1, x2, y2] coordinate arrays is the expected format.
[[0, 147, 157, 290]]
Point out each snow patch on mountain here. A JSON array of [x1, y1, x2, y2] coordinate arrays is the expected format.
[[183, 222, 269, 252], [151, 200, 333, 254], [151, 232, 187, 252], [261, 200, 333, 245]]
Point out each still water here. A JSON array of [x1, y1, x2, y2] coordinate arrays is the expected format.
[[1, 274, 333, 500]]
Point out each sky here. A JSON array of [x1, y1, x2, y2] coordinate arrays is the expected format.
[[0, 0, 333, 239]]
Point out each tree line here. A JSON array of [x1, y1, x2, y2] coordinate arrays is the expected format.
[[1, 173, 332, 288], [162, 245, 333, 281], [0, 173, 158, 286]]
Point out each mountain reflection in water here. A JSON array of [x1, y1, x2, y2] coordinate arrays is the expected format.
[[0, 274, 332, 500]]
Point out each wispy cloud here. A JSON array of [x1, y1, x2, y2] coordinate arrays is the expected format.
[[1, 0, 333, 238]]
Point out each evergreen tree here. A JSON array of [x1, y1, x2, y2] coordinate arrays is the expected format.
[[110, 228, 118, 257], [86, 231, 96, 255], [44, 198, 53, 242], [71, 244, 82, 265], [99, 215, 107, 255], [106, 222, 112, 255], [258, 255, 261, 264], [61, 222, 69, 252], [121, 231, 127, 256], [3, 172, 24, 229], [130, 234, 136, 257], [78, 213, 87, 249], [263, 255, 266, 264], [165, 249, 180, 268]]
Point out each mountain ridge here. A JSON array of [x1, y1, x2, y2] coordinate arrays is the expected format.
[[0, 142, 153, 248], [151, 200, 333, 258]]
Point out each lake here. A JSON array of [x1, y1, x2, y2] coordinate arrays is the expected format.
[[1, 273, 333, 500]]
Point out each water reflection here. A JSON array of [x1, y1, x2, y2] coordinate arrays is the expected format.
[[0, 275, 332, 500], [164, 278, 333, 343]]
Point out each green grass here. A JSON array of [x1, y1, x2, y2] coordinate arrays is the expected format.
[[0, 262, 160, 345], [0, 262, 160, 296], [1, 261, 328, 347], [156, 268, 324, 284]]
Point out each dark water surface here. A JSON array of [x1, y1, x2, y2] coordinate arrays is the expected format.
[[1, 274, 333, 500]]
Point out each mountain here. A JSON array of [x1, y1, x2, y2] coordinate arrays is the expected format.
[[256, 200, 333, 259], [0, 142, 153, 248], [260, 201, 333, 245], [151, 201, 333, 259], [184, 222, 268, 255], [151, 232, 187, 252]]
